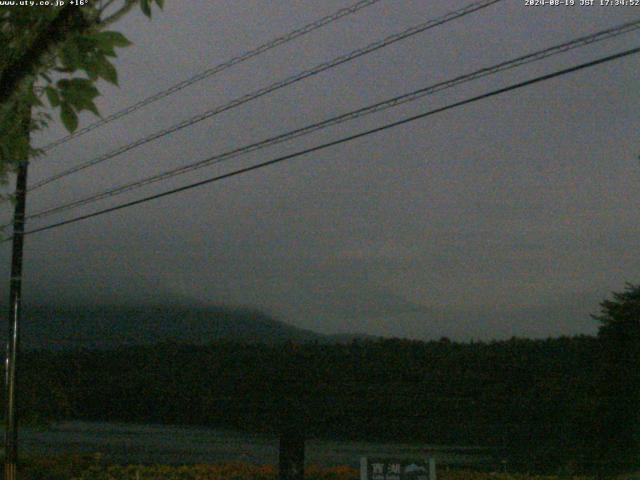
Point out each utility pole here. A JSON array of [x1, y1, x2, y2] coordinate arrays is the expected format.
[[4, 103, 30, 480]]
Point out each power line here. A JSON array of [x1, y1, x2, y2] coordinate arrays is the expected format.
[[36, 0, 384, 153], [28, 0, 503, 191], [16, 45, 640, 239], [24, 19, 640, 222]]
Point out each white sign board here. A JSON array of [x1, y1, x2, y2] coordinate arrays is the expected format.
[[360, 457, 436, 480]]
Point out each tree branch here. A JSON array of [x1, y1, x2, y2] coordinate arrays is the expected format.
[[0, 6, 91, 106], [98, 0, 118, 16], [100, 0, 139, 27]]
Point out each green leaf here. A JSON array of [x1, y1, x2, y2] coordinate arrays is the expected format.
[[45, 86, 60, 107], [84, 100, 100, 117], [59, 41, 81, 70], [24, 89, 43, 108], [84, 33, 115, 57], [155, 0, 164, 8], [97, 58, 118, 86], [75, 34, 99, 52], [95, 31, 132, 49], [60, 104, 78, 133], [86, 68, 99, 81], [58, 78, 99, 99], [57, 78, 101, 118], [76, 50, 96, 71], [140, 0, 152, 17], [76, 52, 102, 81]]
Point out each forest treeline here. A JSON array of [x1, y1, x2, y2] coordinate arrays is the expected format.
[[4, 284, 640, 475], [1, 335, 625, 473]]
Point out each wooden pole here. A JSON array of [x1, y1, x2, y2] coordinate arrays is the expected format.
[[3, 104, 30, 480]]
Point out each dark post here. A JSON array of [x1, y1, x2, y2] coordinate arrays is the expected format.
[[279, 422, 305, 480], [278, 345, 306, 480], [3, 106, 30, 480]]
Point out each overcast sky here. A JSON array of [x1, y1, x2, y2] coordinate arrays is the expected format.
[[1, 0, 639, 341]]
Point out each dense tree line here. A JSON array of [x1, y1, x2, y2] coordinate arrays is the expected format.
[[3, 284, 639, 475], [8, 336, 599, 470]]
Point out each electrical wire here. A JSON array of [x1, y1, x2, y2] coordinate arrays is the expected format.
[[24, 18, 640, 222], [36, 0, 384, 153], [28, 0, 503, 191], [15, 45, 640, 240]]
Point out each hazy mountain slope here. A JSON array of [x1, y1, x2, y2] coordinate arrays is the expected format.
[[4, 305, 334, 350]]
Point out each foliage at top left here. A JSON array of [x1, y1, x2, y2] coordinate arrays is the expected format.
[[0, 0, 163, 188]]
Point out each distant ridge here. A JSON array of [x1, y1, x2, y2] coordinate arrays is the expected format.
[[0, 305, 373, 350]]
